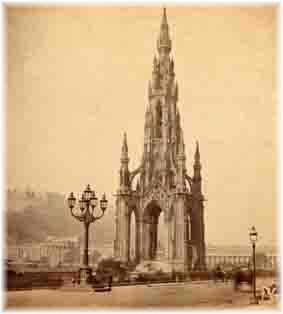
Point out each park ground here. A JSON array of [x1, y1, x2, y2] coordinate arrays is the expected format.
[[5, 277, 280, 309]]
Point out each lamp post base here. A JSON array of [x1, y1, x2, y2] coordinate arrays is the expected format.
[[249, 296, 259, 305], [79, 266, 92, 286]]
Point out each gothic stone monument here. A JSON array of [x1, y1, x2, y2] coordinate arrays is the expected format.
[[114, 8, 206, 272]]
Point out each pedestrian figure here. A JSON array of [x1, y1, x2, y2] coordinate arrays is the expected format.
[[261, 281, 278, 302], [71, 277, 75, 286], [108, 275, 113, 291]]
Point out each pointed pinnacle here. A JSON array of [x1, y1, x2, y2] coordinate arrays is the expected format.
[[122, 132, 128, 153], [153, 55, 157, 64], [136, 179, 140, 191], [195, 141, 200, 161], [153, 55, 159, 72], [179, 129, 185, 154], [162, 6, 168, 26], [176, 108, 180, 120]]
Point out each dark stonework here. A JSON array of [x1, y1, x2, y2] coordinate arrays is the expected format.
[[114, 8, 206, 272]]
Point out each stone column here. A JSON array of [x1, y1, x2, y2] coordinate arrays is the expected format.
[[114, 213, 119, 258], [142, 218, 150, 260], [163, 212, 170, 260], [184, 215, 190, 271], [135, 218, 141, 263], [115, 197, 130, 263], [149, 217, 155, 259], [168, 213, 175, 260], [173, 195, 186, 272], [115, 201, 122, 259], [125, 213, 131, 262], [153, 216, 158, 259]]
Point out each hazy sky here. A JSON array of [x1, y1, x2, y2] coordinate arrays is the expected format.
[[7, 5, 278, 246]]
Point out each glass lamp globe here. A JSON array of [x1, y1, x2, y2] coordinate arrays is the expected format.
[[100, 193, 108, 211], [249, 226, 258, 244], [67, 192, 76, 208], [84, 184, 92, 201], [90, 191, 98, 208]]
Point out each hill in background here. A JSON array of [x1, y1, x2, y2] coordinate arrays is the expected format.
[[6, 190, 115, 246]]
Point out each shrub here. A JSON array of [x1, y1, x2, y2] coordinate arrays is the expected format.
[[190, 271, 212, 281]]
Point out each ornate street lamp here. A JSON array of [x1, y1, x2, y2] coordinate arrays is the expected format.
[[249, 226, 258, 304], [67, 185, 108, 285]]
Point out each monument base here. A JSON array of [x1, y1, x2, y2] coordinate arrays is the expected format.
[[135, 259, 193, 274]]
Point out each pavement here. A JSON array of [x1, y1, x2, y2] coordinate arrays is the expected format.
[[5, 277, 280, 309]]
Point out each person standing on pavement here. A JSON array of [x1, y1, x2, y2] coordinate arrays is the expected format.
[[108, 275, 113, 291]]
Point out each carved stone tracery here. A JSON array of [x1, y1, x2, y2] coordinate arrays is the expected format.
[[114, 8, 206, 272]]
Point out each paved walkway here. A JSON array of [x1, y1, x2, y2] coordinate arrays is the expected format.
[[5, 278, 279, 309]]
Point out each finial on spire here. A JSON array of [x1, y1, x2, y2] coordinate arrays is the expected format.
[[153, 55, 158, 72], [122, 132, 128, 155], [162, 6, 168, 26], [157, 6, 171, 54], [194, 141, 200, 163], [193, 141, 202, 182]]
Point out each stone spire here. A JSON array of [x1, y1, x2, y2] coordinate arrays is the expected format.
[[119, 132, 130, 191], [176, 129, 186, 191], [115, 8, 206, 272], [193, 141, 202, 191], [157, 7, 172, 56], [121, 132, 128, 160], [194, 141, 200, 165], [161, 6, 168, 26]]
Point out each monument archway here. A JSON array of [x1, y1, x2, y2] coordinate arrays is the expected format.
[[143, 201, 163, 260]]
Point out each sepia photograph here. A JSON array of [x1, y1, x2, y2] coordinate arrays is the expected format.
[[4, 3, 279, 309]]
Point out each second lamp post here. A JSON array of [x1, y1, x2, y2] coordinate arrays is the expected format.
[[249, 226, 258, 304]]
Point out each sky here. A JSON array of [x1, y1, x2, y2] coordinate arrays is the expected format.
[[6, 5, 278, 246]]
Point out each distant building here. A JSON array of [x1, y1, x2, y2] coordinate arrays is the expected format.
[[6, 244, 40, 262], [40, 236, 80, 267], [205, 245, 279, 270]]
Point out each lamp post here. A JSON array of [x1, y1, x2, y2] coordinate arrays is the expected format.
[[67, 185, 108, 285], [249, 226, 258, 304]]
